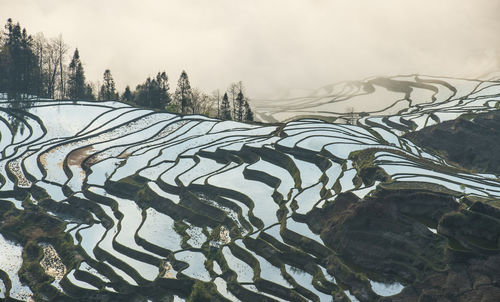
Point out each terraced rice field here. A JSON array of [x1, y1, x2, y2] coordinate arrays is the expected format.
[[0, 74, 499, 301]]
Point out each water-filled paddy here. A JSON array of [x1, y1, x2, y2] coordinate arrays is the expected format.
[[1, 75, 500, 300]]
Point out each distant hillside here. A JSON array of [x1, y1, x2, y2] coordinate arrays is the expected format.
[[252, 75, 458, 123]]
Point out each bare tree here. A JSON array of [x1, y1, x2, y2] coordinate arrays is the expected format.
[[32, 32, 45, 98], [96, 80, 101, 101], [346, 106, 356, 125], [28, 34, 69, 99], [227, 81, 247, 121], [44, 39, 60, 98], [212, 89, 221, 118], [191, 88, 215, 116], [54, 34, 68, 99], [227, 82, 239, 119]]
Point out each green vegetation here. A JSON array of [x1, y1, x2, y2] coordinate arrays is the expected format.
[[187, 281, 221, 302], [349, 149, 389, 186]]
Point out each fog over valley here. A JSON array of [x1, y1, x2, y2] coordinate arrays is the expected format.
[[2, 0, 500, 97]]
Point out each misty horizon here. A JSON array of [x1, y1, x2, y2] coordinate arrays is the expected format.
[[2, 0, 500, 98]]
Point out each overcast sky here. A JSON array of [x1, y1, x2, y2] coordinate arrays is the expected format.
[[2, 0, 500, 97]]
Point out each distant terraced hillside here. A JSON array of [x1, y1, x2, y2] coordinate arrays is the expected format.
[[253, 75, 497, 124], [0, 75, 499, 301]]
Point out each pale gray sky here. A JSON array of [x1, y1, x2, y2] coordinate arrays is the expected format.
[[2, 0, 500, 97]]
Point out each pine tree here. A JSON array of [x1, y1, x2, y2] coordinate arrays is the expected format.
[[84, 84, 95, 100], [121, 85, 133, 103], [100, 69, 117, 101], [220, 92, 232, 120], [0, 18, 39, 99], [174, 70, 192, 114], [67, 49, 86, 100], [134, 78, 151, 107], [236, 90, 245, 121], [227, 82, 239, 119], [154, 71, 170, 109], [244, 99, 254, 122], [133, 71, 171, 109]]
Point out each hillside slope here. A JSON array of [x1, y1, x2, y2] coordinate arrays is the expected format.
[[404, 111, 500, 175]]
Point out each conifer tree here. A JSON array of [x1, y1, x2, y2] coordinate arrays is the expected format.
[[174, 70, 192, 114], [121, 85, 133, 103], [244, 99, 254, 122], [67, 48, 86, 100], [220, 92, 232, 120], [134, 71, 170, 109], [0, 18, 39, 99], [152, 71, 170, 109], [84, 84, 95, 100], [135, 78, 151, 107], [236, 90, 245, 121], [100, 69, 117, 101]]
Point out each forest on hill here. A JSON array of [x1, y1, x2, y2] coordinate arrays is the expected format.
[[0, 18, 253, 121]]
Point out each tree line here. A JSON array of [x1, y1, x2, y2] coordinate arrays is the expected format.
[[122, 71, 253, 121], [0, 18, 253, 122]]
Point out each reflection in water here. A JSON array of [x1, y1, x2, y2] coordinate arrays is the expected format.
[[3, 99, 37, 139], [0, 76, 500, 301]]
